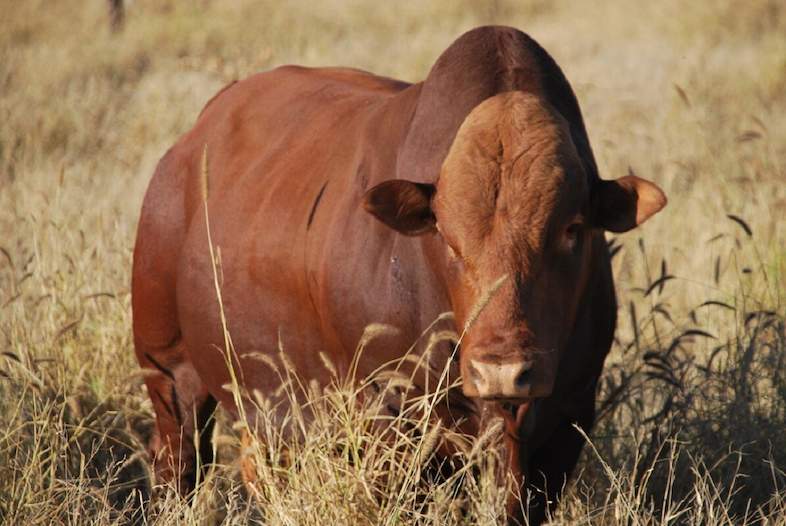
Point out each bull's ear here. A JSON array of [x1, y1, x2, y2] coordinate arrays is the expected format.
[[592, 174, 667, 233], [362, 180, 437, 236]]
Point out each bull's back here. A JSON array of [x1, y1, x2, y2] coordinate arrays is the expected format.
[[179, 66, 408, 222]]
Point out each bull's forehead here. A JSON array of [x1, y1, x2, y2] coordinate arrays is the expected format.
[[434, 92, 587, 266]]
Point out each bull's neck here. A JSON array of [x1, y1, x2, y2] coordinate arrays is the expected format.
[[395, 77, 502, 186], [395, 27, 539, 185], [419, 231, 454, 302], [358, 83, 422, 186]]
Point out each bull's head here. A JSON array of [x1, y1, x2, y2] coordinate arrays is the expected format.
[[363, 92, 666, 402]]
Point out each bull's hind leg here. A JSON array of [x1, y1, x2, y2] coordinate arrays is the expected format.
[[132, 150, 217, 494], [135, 337, 217, 494]]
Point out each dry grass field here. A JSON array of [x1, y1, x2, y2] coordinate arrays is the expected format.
[[1, 0, 785, 524]]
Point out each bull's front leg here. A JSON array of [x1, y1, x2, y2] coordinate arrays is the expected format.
[[479, 401, 537, 525], [516, 399, 597, 526]]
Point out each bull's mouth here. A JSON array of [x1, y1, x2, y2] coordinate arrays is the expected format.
[[478, 396, 532, 405], [499, 399, 528, 418], [474, 397, 533, 423]]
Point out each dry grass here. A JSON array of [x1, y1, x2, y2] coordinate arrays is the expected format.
[[1, 0, 785, 524]]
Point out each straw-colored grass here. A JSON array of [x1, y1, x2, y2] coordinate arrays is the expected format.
[[1, 0, 785, 524]]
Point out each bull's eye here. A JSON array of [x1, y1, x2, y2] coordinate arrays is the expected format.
[[445, 242, 463, 263], [438, 225, 461, 262], [564, 222, 583, 250]]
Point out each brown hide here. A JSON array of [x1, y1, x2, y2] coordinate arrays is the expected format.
[[132, 26, 664, 524]]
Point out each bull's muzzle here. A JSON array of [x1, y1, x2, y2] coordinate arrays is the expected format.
[[464, 358, 550, 400]]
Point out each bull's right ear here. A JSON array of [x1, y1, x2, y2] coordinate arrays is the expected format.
[[362, 180, 437, 236]]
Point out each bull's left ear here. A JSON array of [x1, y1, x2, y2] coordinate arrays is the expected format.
[[362, 179, 437, 236], [592, 174, 667, 233]]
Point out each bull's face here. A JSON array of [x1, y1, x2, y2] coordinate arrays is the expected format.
[[363, 92, 666, 402]]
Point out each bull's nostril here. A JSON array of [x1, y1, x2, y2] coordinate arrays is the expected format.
[[468, 362, 486, 392], [515, 364, 533, 388]]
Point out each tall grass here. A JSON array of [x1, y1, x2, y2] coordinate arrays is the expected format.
[[1, 0, 785, 524]]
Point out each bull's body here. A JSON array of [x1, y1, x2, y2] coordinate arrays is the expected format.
[[132, 27, 655, 524]]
